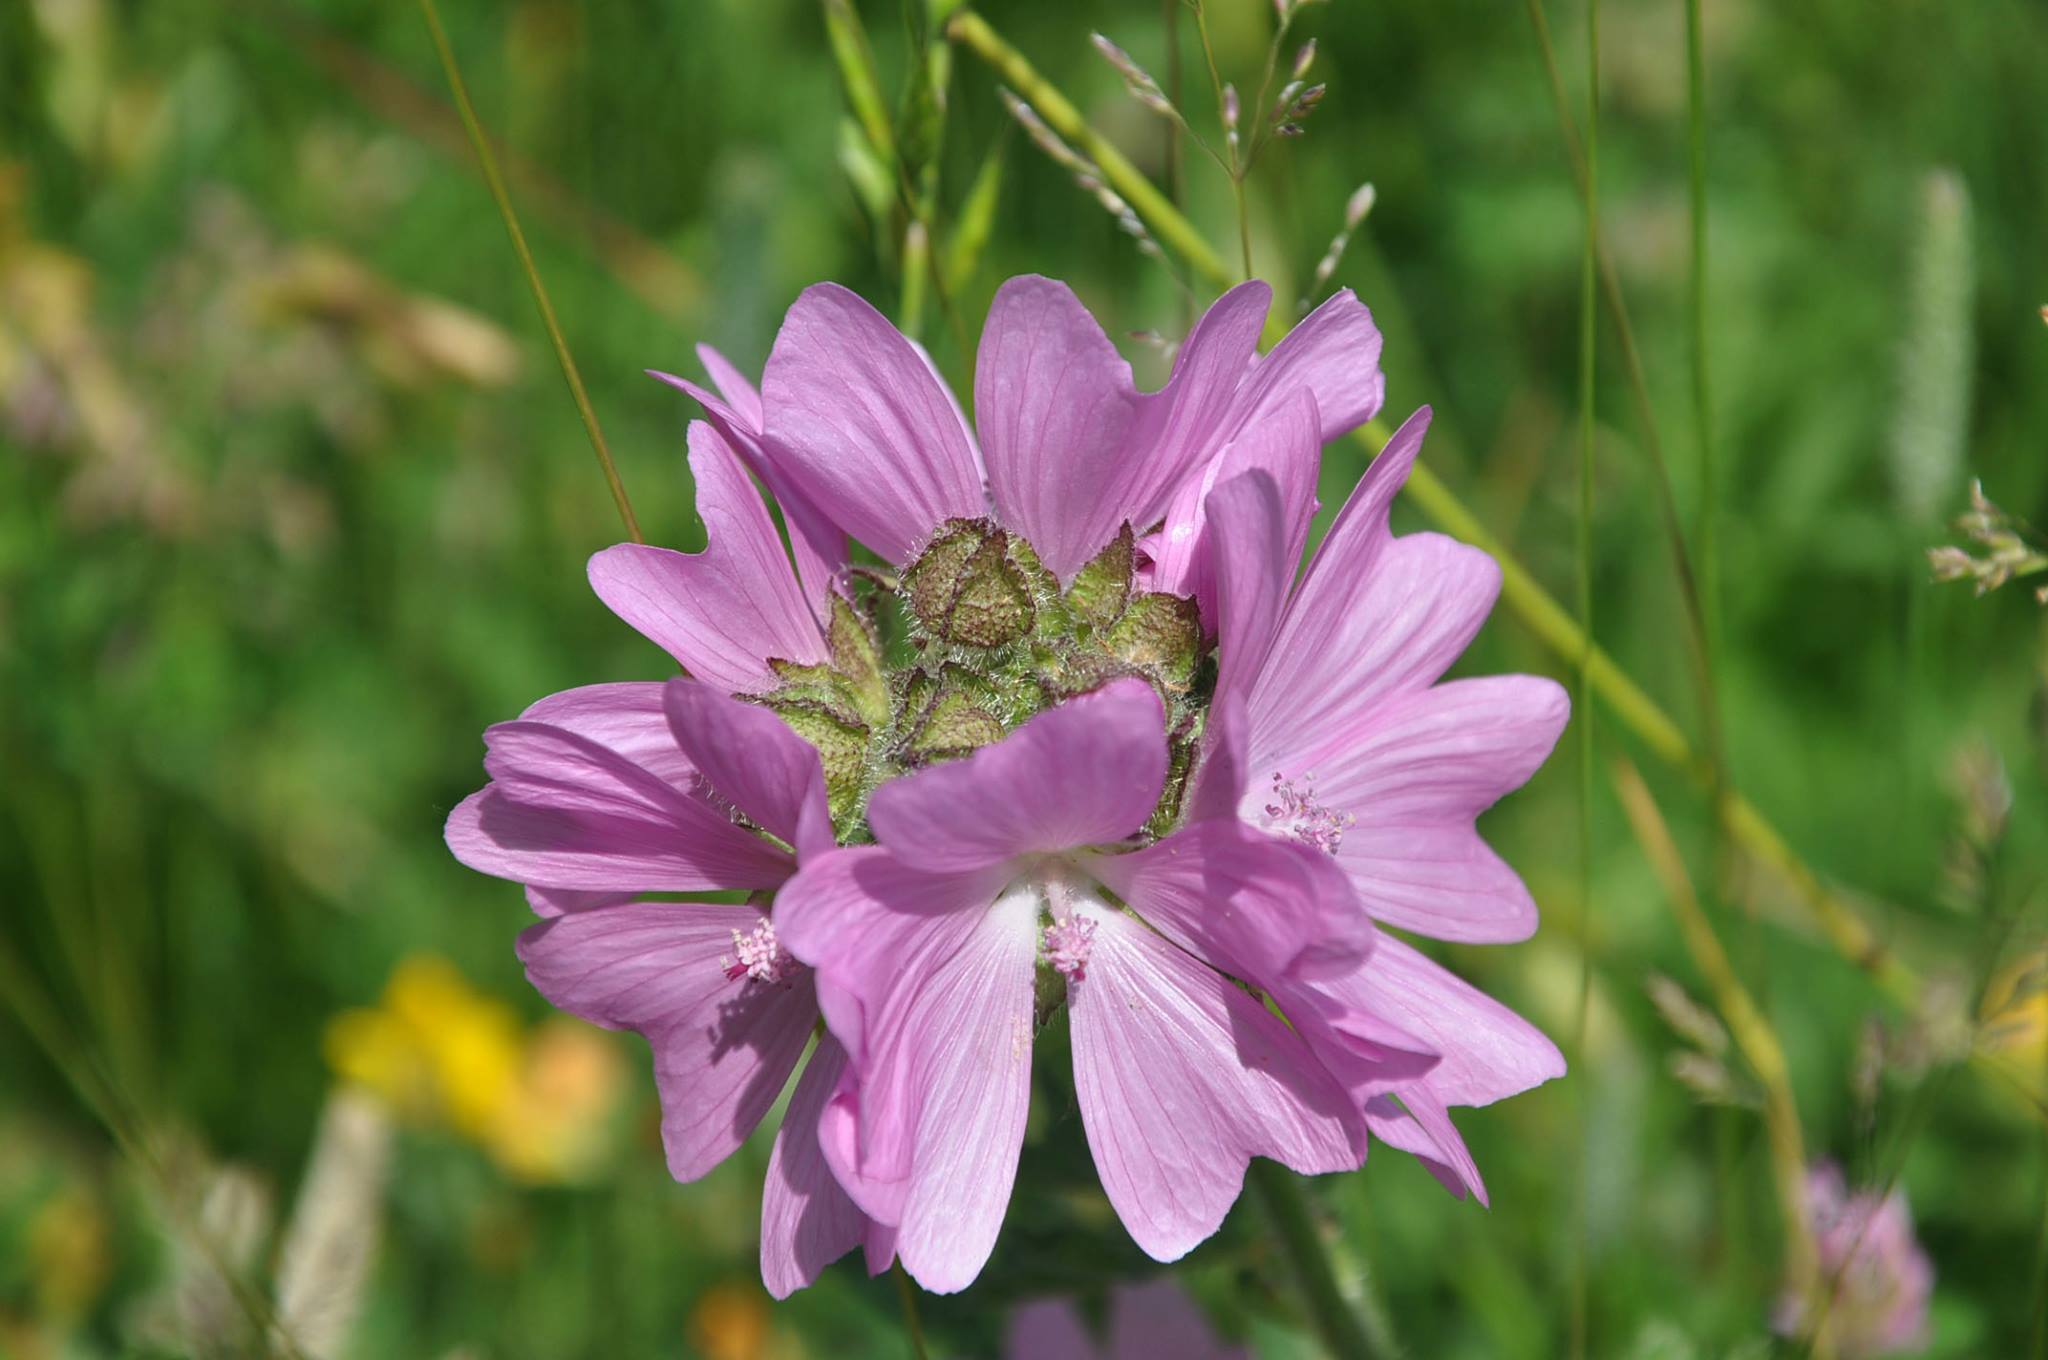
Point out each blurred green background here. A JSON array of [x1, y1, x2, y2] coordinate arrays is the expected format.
[[3, 0, 2046, 1355]]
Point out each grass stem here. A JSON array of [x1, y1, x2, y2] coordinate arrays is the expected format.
[[1568, 4, 1599, 1353], [1611, 759, 1823, 1344], [1251, 1163, 1383, 1359], [893, 1263, 930, 1360], [417, 0, 643, 544]]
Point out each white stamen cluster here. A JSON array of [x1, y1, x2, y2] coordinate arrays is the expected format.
[[723, 919, 800, 987], [1043, 914, 1098, 981], [1265, 771, 1355, 856]]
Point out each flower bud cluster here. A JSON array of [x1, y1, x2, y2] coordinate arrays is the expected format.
[[754, 520, 1209, 842]]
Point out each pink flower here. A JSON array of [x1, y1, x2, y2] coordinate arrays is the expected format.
[[1007, 1278, 1248, 1360], [1774, 1163, 1934, 1357], [447, 274, 1563, 1297]]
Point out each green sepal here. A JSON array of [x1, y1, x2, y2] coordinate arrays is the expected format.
[[947, 532, 1035, 648], [827, 594, 891, 728], [760, 697, 870, 825], [1104, 592, 1201, 690], [904, 518, 985, 634], [904, 686, 1006, 763], [1064, 525, 1134, 632]]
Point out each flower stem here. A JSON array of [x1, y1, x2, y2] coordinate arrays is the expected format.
[[1251, 1163, 1381, 1359], [416, 0, 643, 544], [893, 1263, 930, 1360]]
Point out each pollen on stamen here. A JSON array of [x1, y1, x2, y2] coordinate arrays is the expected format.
[[721, 919, 801, 987], [1043, 914, 1098, 982], [1265, 771, 1355, 855]]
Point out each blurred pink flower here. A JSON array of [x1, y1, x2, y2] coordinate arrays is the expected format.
[[1006, 1278, 1248, 1360], [1774, 1163, 1934, 1357]]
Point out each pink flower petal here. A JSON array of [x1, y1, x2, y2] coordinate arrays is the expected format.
[[663, 678, 833, 859], [851, 905, 1037, 1287], [867, 679, 1169, 872], [1281, 675, 1568, 942], [517, 682, 696, 787], [1252, 531, 1499, 772], [1335, 823, 1543, 944], [1066, 896, 1365, 1261], [761, 1035, 875, 1298], [976, 276, 1141, 582], [1224, 287, 1384, 442], [1204, 472, 1293, 720], [772, 848, 1014, 1223], [446, 719, 792, 892], [650, 366, 848, 624], [1108, 280, 1270, 534], [1363, 1088, 1487, 1204], [1148, 389, 1321, 611], [1330, 935, 1564, 1107], [1089, 820, 1373, 985], [761, 283, 985, 564], [696, 342, 764, 432], [516, 902, 816, 1181], [587, 422, 827, 692]]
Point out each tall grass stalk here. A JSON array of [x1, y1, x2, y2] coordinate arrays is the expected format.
[[1682, 0, 1749, 1296], [416, 0, 642, 544], [1686, 0, 1717, 671], [0, 933, 311, 1359], [894, 1263, 931, 1360], [1568, 4, 1599, 1353], [1190, 2, 1254, 280], [1252, 1161, 1385, 1358], [1522, 0, 1730, 845], [1611, 759, 1822, 1339]]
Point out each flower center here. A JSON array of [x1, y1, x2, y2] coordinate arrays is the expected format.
[[721, 919, 800, 987], [1262, 771, 1354, 855], [750, 519, 1215, 843]]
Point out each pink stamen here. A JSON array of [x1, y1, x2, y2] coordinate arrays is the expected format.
[[1043, 914, 1097, 982], [721, 919, 800, 987], [1264, 771, 1354, 855]]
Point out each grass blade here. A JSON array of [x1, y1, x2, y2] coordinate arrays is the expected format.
[[416, 0, 642, 544]]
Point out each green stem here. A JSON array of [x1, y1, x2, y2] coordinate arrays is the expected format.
[[1523, 0, 1729, 836], [900, 219, 931, 339], [1190, 4, 1253, 279], [953, 12, 1231, 288], [1685, 0, 1716, 669], [893, 1263, 930, 1360], [417, 0, 642, 543], [1568, 4, 1599, 1355], [1251, 1163, 1381, 1359]]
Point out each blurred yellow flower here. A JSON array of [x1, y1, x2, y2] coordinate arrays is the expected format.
[[325, 954, 623, 1184], [27, 1184, 110, 1326], [687, 1280, 773, 1360], [1978, 943, 2048, 1108]]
